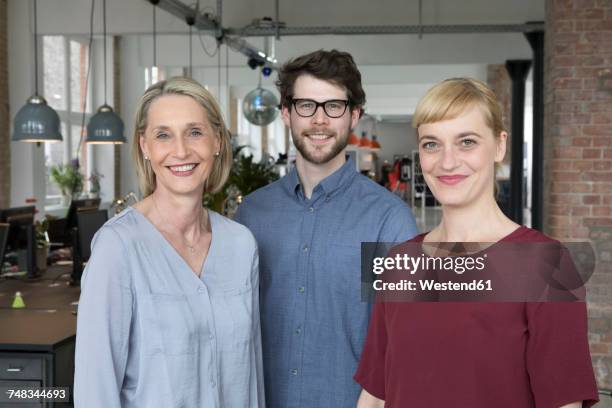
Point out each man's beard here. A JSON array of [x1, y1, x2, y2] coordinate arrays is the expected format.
[[291, 124, 350, 165]]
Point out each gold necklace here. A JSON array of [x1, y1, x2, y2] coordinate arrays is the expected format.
[[151, 195, 205, 254]]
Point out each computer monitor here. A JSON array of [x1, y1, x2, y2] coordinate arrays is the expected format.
[[65, 198, 100, 233], [71, 209, 108, 284], [76, 210, 108, 261], [0, 223, 9, 271], [0, 206, 35, 252], [0, 206, 36, 278]]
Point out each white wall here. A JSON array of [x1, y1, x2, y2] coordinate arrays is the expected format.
[[375, 122, 419, 167]]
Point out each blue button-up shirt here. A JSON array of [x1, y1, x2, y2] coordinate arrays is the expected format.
[[235, 158, 418, 408]]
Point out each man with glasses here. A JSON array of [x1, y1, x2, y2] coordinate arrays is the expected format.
[[234, 50, 418, 408]]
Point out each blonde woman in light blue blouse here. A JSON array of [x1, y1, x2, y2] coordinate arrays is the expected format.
[[74, 77, 265, 407]]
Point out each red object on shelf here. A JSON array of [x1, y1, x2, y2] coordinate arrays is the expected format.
[[370, 135, 381, 150], [348, 132, 360, 145], [359, 132, 372, 148]]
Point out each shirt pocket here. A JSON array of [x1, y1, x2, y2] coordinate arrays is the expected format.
[[143, 293, 198, 356], [212, 282, 254, 348], [327, 243, 363, 296]]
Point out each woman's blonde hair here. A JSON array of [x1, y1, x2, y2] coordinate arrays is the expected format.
[[412, 77, 506, 138], [132, 76, 232, 197]]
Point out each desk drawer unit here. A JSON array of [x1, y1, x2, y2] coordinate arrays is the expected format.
[[0, 352, 72, 407], [0, 356, 44, 380], [0, 380, 43, 407]]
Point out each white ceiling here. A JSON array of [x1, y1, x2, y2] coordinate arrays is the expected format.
[[33, 0, 545, 35]]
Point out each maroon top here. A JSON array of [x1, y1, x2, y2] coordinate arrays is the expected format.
[[354, 226, 599, 408]]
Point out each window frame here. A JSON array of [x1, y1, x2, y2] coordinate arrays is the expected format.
[[42, 35, 94, 207]]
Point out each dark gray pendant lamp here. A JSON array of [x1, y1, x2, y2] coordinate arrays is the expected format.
[[86, 0, 125, 144], [12, 0, 62, 143]]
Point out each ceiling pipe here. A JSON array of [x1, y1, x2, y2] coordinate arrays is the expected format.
[[151, 0, 544, 71]]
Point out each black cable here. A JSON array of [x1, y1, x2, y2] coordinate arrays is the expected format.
[[189, 25, 193, 77], [76, 0, 96, 157], [198, 28, 219, 58], [33, 0, 38, 94], [103, 0, 107, 105], [153, 4, 157, 66]]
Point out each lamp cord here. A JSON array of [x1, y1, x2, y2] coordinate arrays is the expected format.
[[103, 0, 107, 105], [33, 0, 39, 95], [189, 25, 193, 77], [153, 4, 157, 67], [76, 0, 96, 157]]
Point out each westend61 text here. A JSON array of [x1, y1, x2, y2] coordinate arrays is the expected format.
[[372, 253, 487, 275], [373, 279, 493, 292]]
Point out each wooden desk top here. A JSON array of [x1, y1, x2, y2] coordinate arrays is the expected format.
[[0, 309, 76, 351], [0, 266, 79, 352]]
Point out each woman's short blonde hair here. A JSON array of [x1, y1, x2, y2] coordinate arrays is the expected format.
[[412, 77, 506, 138], [132, 76, 232, 197]]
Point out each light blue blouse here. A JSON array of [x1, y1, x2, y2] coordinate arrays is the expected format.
[[74, 207, 265, 408]]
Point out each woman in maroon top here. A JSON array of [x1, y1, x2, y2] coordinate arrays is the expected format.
[[354, 78, 599, 408]]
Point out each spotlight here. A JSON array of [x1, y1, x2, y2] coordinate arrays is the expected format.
[[262, 66, 273, 77], [247, 58, 260, 70]]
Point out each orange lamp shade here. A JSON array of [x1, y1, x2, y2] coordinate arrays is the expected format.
[[370, 135, 381, 150], [359, 134, 372, 148], [348, 132, 360, 145]]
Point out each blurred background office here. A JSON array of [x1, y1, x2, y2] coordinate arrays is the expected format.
[[0, 0, 610, 406]]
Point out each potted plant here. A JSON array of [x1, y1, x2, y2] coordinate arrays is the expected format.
[[203, 145, 279, 216], [50, 160, 83, 206], [88, 171, 103, 199]]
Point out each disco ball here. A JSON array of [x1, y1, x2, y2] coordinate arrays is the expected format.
[[242, 87, 279, 126]]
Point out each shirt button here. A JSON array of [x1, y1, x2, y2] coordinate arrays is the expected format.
[[209, 334, 214, 340], [295, 327, 301, 335], [308, 206, 314, 213], [211, 380, 217, 387], [290, 368, 298, 376], [298, 286, 305, 293], [198, 287, 205, 293], [325, 195, 331, 202], [302, 245, 309, 252]]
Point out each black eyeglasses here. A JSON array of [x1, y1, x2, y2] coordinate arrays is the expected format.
[[291, 98, 350, 118]]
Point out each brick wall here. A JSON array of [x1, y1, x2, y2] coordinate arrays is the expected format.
[[545, 0, 612, 389], [0, 0, 10, 208], [487, 64, 512, 164], [487, 64, 512, 134]]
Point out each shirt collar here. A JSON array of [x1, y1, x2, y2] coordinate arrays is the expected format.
[[282, 156, 357, 199]]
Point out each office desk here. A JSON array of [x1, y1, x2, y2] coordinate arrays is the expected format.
[[0, 266, 79, 407]]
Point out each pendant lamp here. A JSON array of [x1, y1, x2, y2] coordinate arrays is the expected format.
[[348, 132, 360, 146], [370, 135, 381, 151], [359, 131, 372, 149], [87, 0, 125, 144], [12, 0, 62, 143]]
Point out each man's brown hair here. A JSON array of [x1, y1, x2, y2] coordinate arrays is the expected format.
[[276, 49, 366, 116]]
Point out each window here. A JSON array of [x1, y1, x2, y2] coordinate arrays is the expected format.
[[42, 36, 92, 205]]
